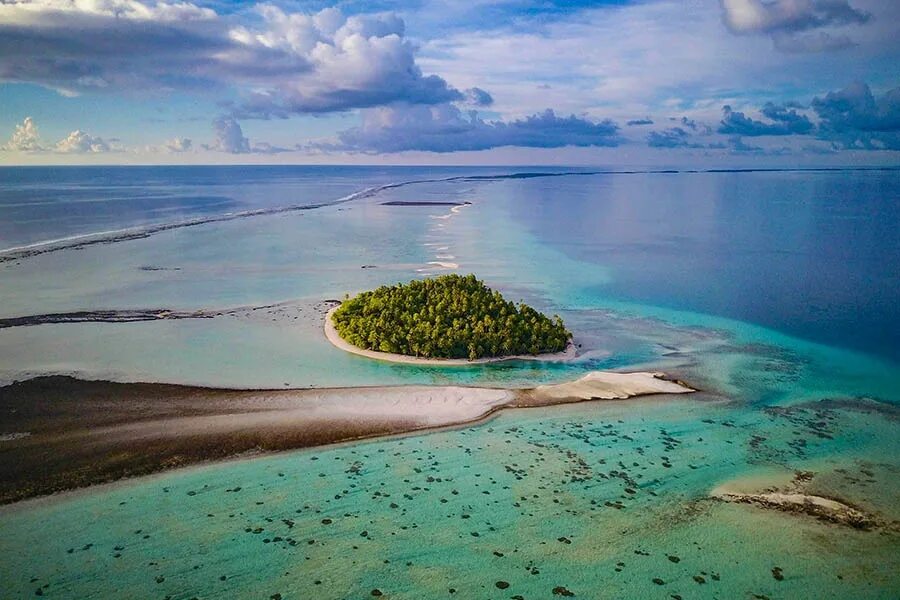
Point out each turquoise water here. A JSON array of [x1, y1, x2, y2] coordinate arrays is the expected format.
[[0, 168, 898, 598]]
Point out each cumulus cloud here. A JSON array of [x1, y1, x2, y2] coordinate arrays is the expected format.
[[164, 137, 193, 153], [718, 104, 814, 136], [676, 116, 713, 135], [209, 117, 250, 153], [627, 118, 654, 126], [0, 1, 459, 115], [326, 104, 620, 153], [2, 116, 44, 151], [727, 135, 766, 154], [464, 87, 494, 107], [230, 7, 461, 116], [720, 0, 871, 52], [812, 81, 900, 132], [205, 117, 294, 154], [646, 121, 726, 149], [705, 81, 900, 151], [55, 130, 111, 153], [2, 116, 113, 153], [647, 127, 704, 148], [721, 0, 869, 34], [811, 81, 900, 149]]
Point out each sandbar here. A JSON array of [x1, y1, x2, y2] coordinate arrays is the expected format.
[[712, 471, 886, 530], [0, 371, 691, 504]]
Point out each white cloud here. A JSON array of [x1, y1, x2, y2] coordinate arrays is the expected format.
[[2, 116, 114, 153], [210, 117, 250, 153], [164, 137, 193, 152], [2, 117, 45, 151], [229, 6, 459, 116], [55, 130, 111, 153], [205, 117, 293, 154]]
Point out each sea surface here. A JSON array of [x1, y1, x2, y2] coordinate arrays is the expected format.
[[0, 166, 898, 598]]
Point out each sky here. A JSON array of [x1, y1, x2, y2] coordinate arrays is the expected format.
[[0, 0, 899, 166]]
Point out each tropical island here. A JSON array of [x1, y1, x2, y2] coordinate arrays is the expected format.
[[328, 274, 572, 362]]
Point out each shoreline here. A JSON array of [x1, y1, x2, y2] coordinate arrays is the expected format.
[[324, 306, 578, 366], [0, 371, 692, 506]]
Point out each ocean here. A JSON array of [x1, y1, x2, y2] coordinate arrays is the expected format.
[[0, 166, 898, 598]]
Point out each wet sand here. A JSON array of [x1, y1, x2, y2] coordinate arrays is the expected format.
[[0, 371, 691, 505]]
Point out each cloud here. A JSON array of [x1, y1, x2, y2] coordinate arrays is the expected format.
[[0, 2, 459, 115], [0, 1, 230, 94], [326, 104, 620, 153], [646, 124, 721, 149], [718, 104, 814, 136], [812, 81, 900, 132], [705, 81, 900, 151], [249, 142, 294, 155], [2, 116, 113, 153], [210, 116, 250, 153], [164, 137, 193, 153], [647, 127, 701, 148], [205, 117, 294, 154], [627, 118, 654, 126], [676, 116, 713, 134], [464, 87, 494, 107], [230, 7, 461, 117], [721, 0, 870, 34], [720, 0, 871, 52], [727, 135, 766, 154], [55, 130, 111, 153], [2, 116, 44, 151], [811, 81, 900, 149]]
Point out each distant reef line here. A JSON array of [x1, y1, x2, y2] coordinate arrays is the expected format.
[[3, 166, 895, 264]]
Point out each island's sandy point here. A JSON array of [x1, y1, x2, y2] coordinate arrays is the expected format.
[[0, 370, 692, 505], [324, 305, 577, 365]]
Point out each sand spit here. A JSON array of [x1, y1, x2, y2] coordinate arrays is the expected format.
[[526, 371, 693, 402], [712, 471, 886, 530], [324, 306, 577, 366], [0, 371, 692, 504]]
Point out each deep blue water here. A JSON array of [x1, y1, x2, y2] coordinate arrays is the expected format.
[[508, 169, 900, 362]]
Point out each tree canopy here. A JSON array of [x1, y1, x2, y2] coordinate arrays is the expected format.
[[332, 274, 571, 360]]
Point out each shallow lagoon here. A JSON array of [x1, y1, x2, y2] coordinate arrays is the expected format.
[[0, 167, 898, 598], [2, 397, 897, 598]]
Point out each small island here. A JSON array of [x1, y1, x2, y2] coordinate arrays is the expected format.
[[329, 274, 572, 362]]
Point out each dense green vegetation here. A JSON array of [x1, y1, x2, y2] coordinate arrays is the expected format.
[[331, 274, 571, 360]]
